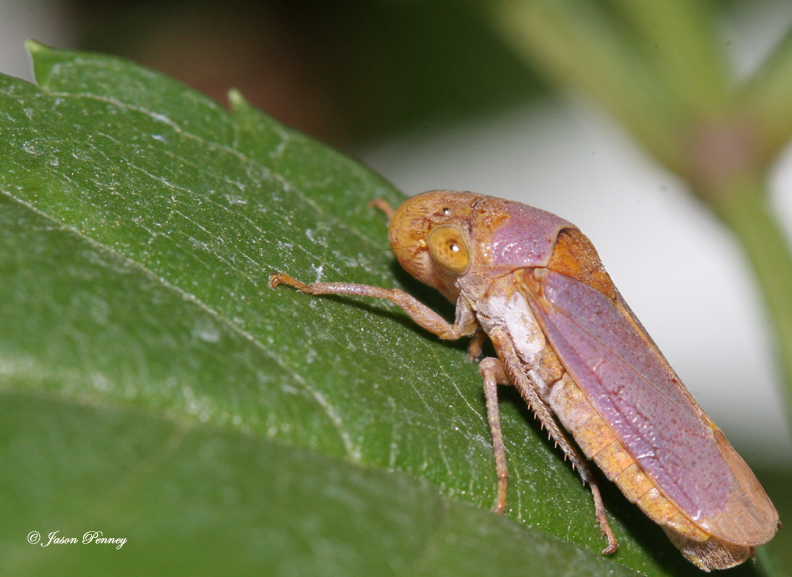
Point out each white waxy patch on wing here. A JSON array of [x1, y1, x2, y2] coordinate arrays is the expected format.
[[477, 293, 546, 364]]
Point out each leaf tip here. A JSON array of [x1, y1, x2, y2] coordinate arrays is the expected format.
[[25, 39, 47, 56], [25, 39, 59, 86], [228, 88, 250, 113]]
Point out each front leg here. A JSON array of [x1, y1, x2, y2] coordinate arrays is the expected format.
[[270, 273, 473, 341], [479, 356, 511, 515]]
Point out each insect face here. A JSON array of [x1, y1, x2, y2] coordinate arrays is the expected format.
[[387, 190, 478, 301]]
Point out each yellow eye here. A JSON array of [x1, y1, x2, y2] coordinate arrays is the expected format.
[[427, 225, 470, 273]]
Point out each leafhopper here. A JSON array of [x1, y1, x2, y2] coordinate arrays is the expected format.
[[270, 190, 778, 570]]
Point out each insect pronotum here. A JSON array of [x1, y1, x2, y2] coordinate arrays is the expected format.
[[270, 190, 779, 571]]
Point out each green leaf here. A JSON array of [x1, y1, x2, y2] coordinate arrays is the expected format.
[[0, 41, 779, 576]]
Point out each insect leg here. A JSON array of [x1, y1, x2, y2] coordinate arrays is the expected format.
[[468, 327, 487, 360], [270, 273, 470, 340], [479, 356, 511, 515], [488, 327, 619, 554]]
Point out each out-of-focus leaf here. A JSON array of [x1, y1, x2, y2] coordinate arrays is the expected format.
[[0, 392, 646, 577]]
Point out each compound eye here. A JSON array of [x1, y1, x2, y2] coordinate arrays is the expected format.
[[427, 225, 470, 273]]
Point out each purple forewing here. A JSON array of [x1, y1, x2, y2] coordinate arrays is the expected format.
[[527, 269, 731, 522]]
